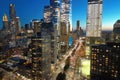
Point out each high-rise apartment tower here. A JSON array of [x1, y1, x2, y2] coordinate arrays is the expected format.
[[86, 0, 103, 55], [86, 0, 102, 37]]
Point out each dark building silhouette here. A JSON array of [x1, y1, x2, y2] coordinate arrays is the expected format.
[[24, 24, 30, 30], [9, 4, 17, 47], [91, 42, 120, 80], [102, 31, 111, 42], [76, 20, 80, 30], [72, 20, 83, 41], [113, 20, 120, 42], [9, 4, 16, 20], [9, 3, 21, 34]]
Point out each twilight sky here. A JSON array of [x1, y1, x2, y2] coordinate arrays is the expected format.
[[0, 0, 120, 30]]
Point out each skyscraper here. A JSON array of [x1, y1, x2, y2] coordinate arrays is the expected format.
[[86, 0, 102, 37], [76, 20, 80, 30], [16, 17, 21, 33], [44, 0, 61, 25], [30, 19, 40, 33], [91, 42, 120, 80], [44, 0, 61, 24], [9, 3, 20, 47], [9, 3, 21, 34], [49, 0, 61, 62], [9, 4, 16, 20], [86, 0, 102, 55], [31, 32, 51, 80], [61, 0, 72, 23], [60, 22, 68, 55], [9, 3, 17, 34], [113, 20, 120, 42], [50, 0, 60, 24], [43, 6, 52, 23], [9, 4, 16, 47], [61, 0, 72, 31], [40, 22, 55, 64], [2, 13, 9, 31]]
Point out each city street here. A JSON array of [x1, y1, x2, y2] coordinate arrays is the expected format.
[[54, 37, 86, 80], [52, 39, 79, 80], [66, 38, 85, 80]]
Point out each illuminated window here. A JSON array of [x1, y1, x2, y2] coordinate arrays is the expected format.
[[99, 64, 102, 66], [114, 74, 117, 77], [99, 69, 101, 72], [32, 70, 35, 73], [105, 62, 108, 64], [91, 67, 93, 69], [94, 68, 96, 70], [115, 71, 118, 73], [114, 45, 116, 48], [106, 50, 109, 52], [111, 70, 114, 72], [105, 71, 108, 73], [34, 64, 37, 67], [106, 58, 108, 60], [97, 60, 99, 62], [103, 55, 105, 57]]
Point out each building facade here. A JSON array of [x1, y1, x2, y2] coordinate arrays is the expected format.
[[86, 0, 102, 37], [16, 17, 21, 33], [61, 0, 72, 33], [30, 19, 40, 33], [43, 6, 52, 23], [91, 42, 120, 80], [2, 14, 9, 32], [9, 3, 21, 47], [31, 32, 51, 80], [40, 22, 56, 63], [113, 20, 120, 42], [9, 3, 17, 34], [9, 4, 16, 20], [86, 0, 103, 56], [60, 22, 69, 55], [50, 0, 60, 24], [61, 0, 72, 26]]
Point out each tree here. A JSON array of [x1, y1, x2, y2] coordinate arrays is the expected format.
[[64, 64, 69, 72], [56, 72, 66, 80]]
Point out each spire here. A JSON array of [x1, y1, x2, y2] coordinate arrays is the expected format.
[[2, 13, 8, 21], [10, 3, 13, 6], [9, 3, 16, 19]]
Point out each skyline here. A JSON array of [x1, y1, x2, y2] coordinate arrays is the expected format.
[[0, 0, 120, 80], [0, 0, 120, 30]]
